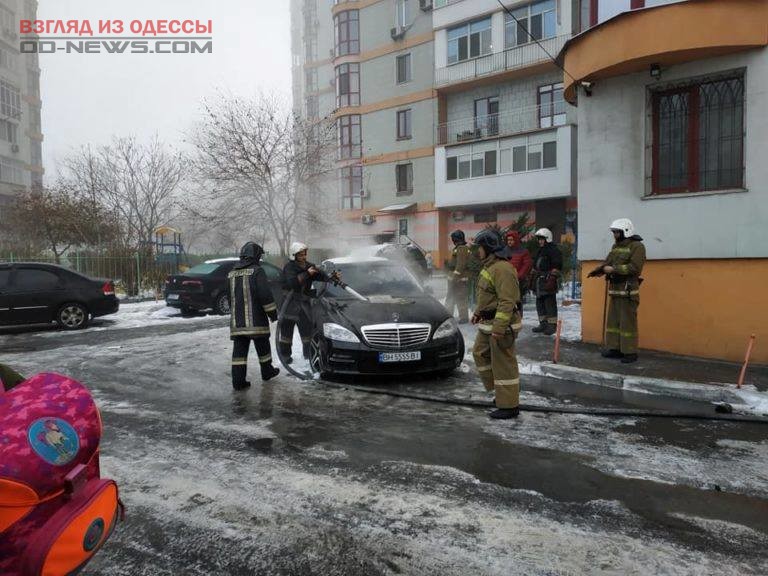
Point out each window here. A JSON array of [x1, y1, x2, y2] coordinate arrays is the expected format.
[[306, 95, 319, 119], [447, 142, 497, 181], [338, 115, 362, 159], [473, 209, 497, 223], [31, 142, 42, 166], [396, 109, 412, 140], [305, 35, 317, 62], [334, 10, 359, 57], [398, 218, 408, 236], [305, 68, 318, 93], [447, 18, 491, 65], [505, 0, 556, 48], [0, 119, 17, 144], [474, 96, 499, 136], [651, 75, 744, 194], [340, 165, 363, 210], [0, 80, 21, 119], [0, 156, 24, 184], [0, 47, 15, 71], [396, 163, 413, 194], [396, 0, 410, 28], [539, 83, 565, 128], [396, 53, 412, 84], [0, 5, 15, 41], [15, 269, 60, 290], [29, 108, 41, 134], [449, 132, 557, 180], [336, 63, 360, 107], [542, 141, 557, 169]]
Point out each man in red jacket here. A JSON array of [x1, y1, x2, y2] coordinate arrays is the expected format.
[[505, 231, 532, 298]]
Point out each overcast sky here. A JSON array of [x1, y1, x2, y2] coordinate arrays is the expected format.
[[38, 0, 292, 179]]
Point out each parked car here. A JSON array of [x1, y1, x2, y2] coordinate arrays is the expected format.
[[304, 256, 464, 377], [164, 258, 283, 315], [376, 243, 429, 283], [0, 263, 119, 330]]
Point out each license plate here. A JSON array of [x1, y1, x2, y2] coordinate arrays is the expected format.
[[167, 294, 180, 301], [378, 351, 421, 363]]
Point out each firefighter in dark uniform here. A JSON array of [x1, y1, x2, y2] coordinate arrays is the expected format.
[[445, 230, 471, 324], [280, 242, 338, 361], [588, 218, 646, 364], [471, 229, 523, 420], [228, 242, 280, 390], [531, 228, 562, 336]]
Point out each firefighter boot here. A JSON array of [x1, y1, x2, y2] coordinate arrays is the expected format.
[[490, 407, 520, 420], [532, 322, 547, 333], [542, 323, 557, 336], [601, 349, 624, 359], [233, 381, 251, 391], [262, 366, 280, 381]]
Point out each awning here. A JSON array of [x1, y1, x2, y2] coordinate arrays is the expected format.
[[377, 203, 416, 214]]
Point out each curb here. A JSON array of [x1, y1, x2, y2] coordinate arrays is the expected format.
[[517, 357, 754, 408]]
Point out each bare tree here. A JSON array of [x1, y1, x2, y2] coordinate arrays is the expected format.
[[60, 137, 185, 251], [188, 94, 337, 257]]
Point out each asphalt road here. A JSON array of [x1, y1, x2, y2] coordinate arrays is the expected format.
[[3, 318, 768, 575]]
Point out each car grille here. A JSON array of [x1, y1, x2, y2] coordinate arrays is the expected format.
[[361, 323, 431, 349]]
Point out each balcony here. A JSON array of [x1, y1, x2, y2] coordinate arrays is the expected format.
[[437, 102, 566, 146], [435, 34, 570, 88]]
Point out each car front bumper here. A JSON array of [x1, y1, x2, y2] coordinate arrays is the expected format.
[[321, 334, 464, 376]]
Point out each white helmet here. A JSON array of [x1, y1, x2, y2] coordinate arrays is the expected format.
[[534, 228, 553, 243], [289, 242, 308, 260], [610, 218, 635, 237]]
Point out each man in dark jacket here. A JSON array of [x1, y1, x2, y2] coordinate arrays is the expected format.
[[588, 218, 646, 363], [280, 242, 338, 361], [531, 228, 562, 335], [228, 242, 280, 390]]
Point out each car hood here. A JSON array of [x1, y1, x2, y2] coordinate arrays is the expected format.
[[320, 294, 450, 330]]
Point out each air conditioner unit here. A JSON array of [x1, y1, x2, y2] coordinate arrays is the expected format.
[[362, 214, 376, 225], [10, 144, 19, 153], [390, 26, 406, 41], [419, 0, 433, 11]]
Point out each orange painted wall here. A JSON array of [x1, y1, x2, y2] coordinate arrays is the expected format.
[[581, 259, 768, 364]]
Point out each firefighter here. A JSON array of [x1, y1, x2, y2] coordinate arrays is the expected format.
[[471, 229, 522, 420], [531, 228, 562, 335], [280, 242, 338, 361], [445, 230, 471, 324], [505, 230, 533, 312], [588, 218, 646, 363], [228, 242, 280, 390]]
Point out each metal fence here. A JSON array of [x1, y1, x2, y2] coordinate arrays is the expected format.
[[0, 253, 181, 297]]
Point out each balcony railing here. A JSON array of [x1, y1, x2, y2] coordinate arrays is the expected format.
[[435, 34, 570, 87], [437, 102, 566, 146]]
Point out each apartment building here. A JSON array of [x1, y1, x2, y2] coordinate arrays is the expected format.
[[0, 0, 43, 217], [562, 0, 768, 362], [431, 0, 579, 265]]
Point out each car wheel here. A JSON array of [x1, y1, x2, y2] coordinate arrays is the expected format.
[[57, 303, 89, 330], [214, 293, 230, 316], [180, 305, 196, 317], [309, 334, 327, 377]]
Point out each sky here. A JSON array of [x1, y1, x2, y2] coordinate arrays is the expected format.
[[38, 0, 293, 179]]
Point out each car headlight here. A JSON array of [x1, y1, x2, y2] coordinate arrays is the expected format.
[[433, 318, 458, 340], [323, 322, 360, 343]]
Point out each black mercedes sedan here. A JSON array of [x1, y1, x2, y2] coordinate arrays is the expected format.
[[164, 258, 283, 315], [305, 256, 464, 377], [0, 262, 119, 330]]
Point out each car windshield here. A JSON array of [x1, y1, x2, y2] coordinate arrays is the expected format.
[[321, 262, 422, 298], [186, 263, 223, 275]]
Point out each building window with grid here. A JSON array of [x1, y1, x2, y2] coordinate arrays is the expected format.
[[396, 109, 412, 140], [396, 0, 411, 29], [0, 6, 15, 41], [396, 53, 411, 84], [334, 10, 360, 57], [474, 96, 499, 137], [448, 132, 556, 181], [396, 163, 413, 195], [336, 63, 360, 108], [340, 165, 363, 210], [0, 118, 17, 144], [447, 17, 491, 65], [338, 115, 362, 159], [0, 80, 21, 119], [538, 83, 565, 128], [306, 95, 319, 119], [305, 68, 318, 93], [651, 74, 744, 195], [0, 156, 24, 185], [505, 0, 556, 47]]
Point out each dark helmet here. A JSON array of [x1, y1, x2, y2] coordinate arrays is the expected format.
[[474, 229, 507, 257], [450, 230, 466, 244], [239, 242, 264, 263]]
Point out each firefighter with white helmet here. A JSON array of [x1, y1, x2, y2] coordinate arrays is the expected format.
[[588, 218, 646, 363], [531, 228, 562, 335]]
